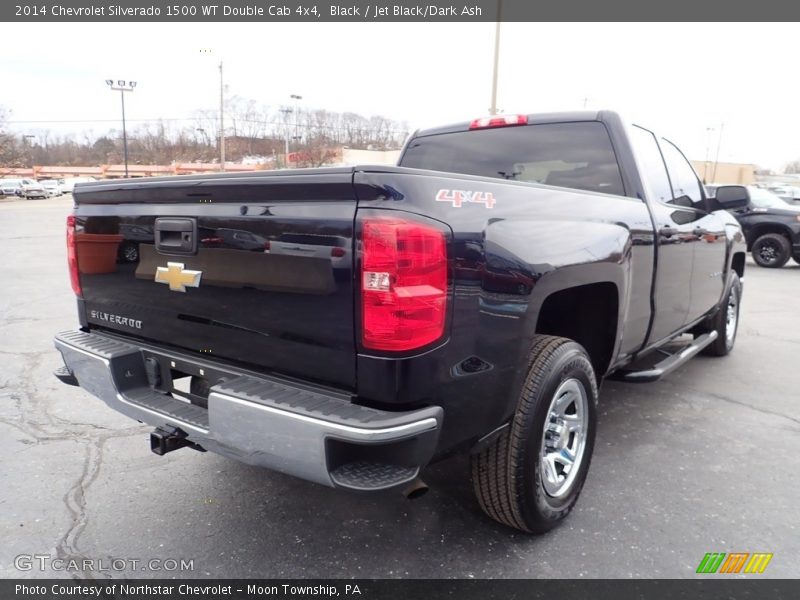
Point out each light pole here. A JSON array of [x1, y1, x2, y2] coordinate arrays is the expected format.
[[290, 94, 303, 155], [196, 128, 210, 161], [105, 79, 136, 178], [23, 135, 36, 166], [196, 128, 210, 145], [199, 49, 225, 171]]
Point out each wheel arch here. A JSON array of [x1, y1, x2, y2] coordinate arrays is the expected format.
[[745, 223, 793, 251], [535, 280, 620, 380], [523, 262, 627, 381], [730, 251, 745, 280]]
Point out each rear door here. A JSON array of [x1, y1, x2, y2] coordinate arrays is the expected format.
[[74, 170, 358, 389], [658, 139, 727, 322]]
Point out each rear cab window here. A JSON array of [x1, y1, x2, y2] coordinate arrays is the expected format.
[[400, 121, 626, 197]]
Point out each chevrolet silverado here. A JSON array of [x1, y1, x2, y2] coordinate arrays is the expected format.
[[54, 111, 748, 533]]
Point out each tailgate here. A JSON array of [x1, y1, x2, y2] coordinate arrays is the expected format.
[[72, 170, 358, 389]]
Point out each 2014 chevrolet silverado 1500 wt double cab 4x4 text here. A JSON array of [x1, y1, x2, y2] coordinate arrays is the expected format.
[[54, 111, 748, 533]]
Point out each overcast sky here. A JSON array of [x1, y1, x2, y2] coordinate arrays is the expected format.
[[2, 22, 798, 170]]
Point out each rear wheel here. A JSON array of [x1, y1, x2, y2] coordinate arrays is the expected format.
[[751, 233, 790, 268], [471, 335, 598, 533]]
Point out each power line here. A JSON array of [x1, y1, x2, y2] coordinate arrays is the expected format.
[[6, 117, 410, 136], [8, 117, 200, 124]]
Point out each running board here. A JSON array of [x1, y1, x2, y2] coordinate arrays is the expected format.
[[612, 331, 718, 383]]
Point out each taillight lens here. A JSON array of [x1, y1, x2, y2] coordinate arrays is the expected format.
[[66, 215, 82, 297], [331, 247, 346, 258], [361, 217, 448, 351], [469, 114, 527, 129]]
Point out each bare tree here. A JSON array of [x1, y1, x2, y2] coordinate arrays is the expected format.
[[784, 160, 800, 175], [0, 106, 23, 167], [0, 100, 409, 170]]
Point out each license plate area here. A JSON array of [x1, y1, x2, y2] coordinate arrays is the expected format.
[[140, 350, 232, 410]]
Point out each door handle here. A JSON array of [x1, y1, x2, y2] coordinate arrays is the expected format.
[[693, 227, 709, 237], [659, 226, 678, 238]]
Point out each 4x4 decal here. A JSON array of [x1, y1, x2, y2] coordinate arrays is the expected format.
[[436, 189, 496, 209]]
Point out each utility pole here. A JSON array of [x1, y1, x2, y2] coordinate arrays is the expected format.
[[280, 107, 292, 168], [219, 60, 225, 172], [703, 127, 715, 183], [489, 7, 502, 115], [712, 123, 724, 183]]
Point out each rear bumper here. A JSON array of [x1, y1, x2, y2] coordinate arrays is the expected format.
[[54, 330, 442, 491]]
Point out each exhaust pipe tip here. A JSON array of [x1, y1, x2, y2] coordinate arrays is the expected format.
[[401, 478, 429, 500]]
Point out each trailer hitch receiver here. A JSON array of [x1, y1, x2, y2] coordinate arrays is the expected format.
[[150, 425, 206, 455]]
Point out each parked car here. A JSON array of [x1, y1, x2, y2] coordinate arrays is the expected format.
[[268, 232, 351, 269], [20, 179, 48, 199], [0, 179, 23, 197], [707, 184, 800, 267], [55, 110, 746, 533], [61, 176, 98, 194], [41, 180, 63, 197], [116, 223, 154, 263], [767, 185, 800, 205]]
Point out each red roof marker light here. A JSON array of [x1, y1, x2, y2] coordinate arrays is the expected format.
[[469, 114, 528, 130]]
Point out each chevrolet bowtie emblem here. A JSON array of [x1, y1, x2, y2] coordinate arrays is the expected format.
[[155, 262, 202, 292]]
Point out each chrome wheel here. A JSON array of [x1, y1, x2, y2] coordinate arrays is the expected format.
[[540, 378, 589, 498], [122, 243, 139, 263], [725, 285, 739, 348]]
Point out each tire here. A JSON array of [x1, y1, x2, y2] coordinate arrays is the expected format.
[[751, 233, 790, 268], [698, 272, 742, 357], [471, 335, 598, 533]]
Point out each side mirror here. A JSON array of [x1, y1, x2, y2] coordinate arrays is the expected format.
[[714, 185, 750, 210]]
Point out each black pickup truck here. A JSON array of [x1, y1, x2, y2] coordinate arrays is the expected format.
[[55, 111, 747, 533], [706, 184, 800, 268]]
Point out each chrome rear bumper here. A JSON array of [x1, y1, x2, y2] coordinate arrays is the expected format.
[[54, 330, 442, 491]]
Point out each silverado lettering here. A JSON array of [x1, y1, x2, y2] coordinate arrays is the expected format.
[[55, 110, 746, 533]]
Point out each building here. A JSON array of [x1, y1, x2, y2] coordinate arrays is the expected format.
[[691, 161, 756, 185], [0, 148, 402, 180]]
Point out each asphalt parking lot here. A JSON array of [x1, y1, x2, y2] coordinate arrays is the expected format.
[[1, 195, 798, 579]]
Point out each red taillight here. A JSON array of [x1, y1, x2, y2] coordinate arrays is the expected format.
[[331, 246, 346, 258], [469, 114, 527, 129], [66, 215, 82, 297], [360, 217, 448, 351]]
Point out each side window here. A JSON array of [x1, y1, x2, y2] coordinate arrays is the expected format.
[[629, 125, 672, 203], [659, 139, 705, 210]]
